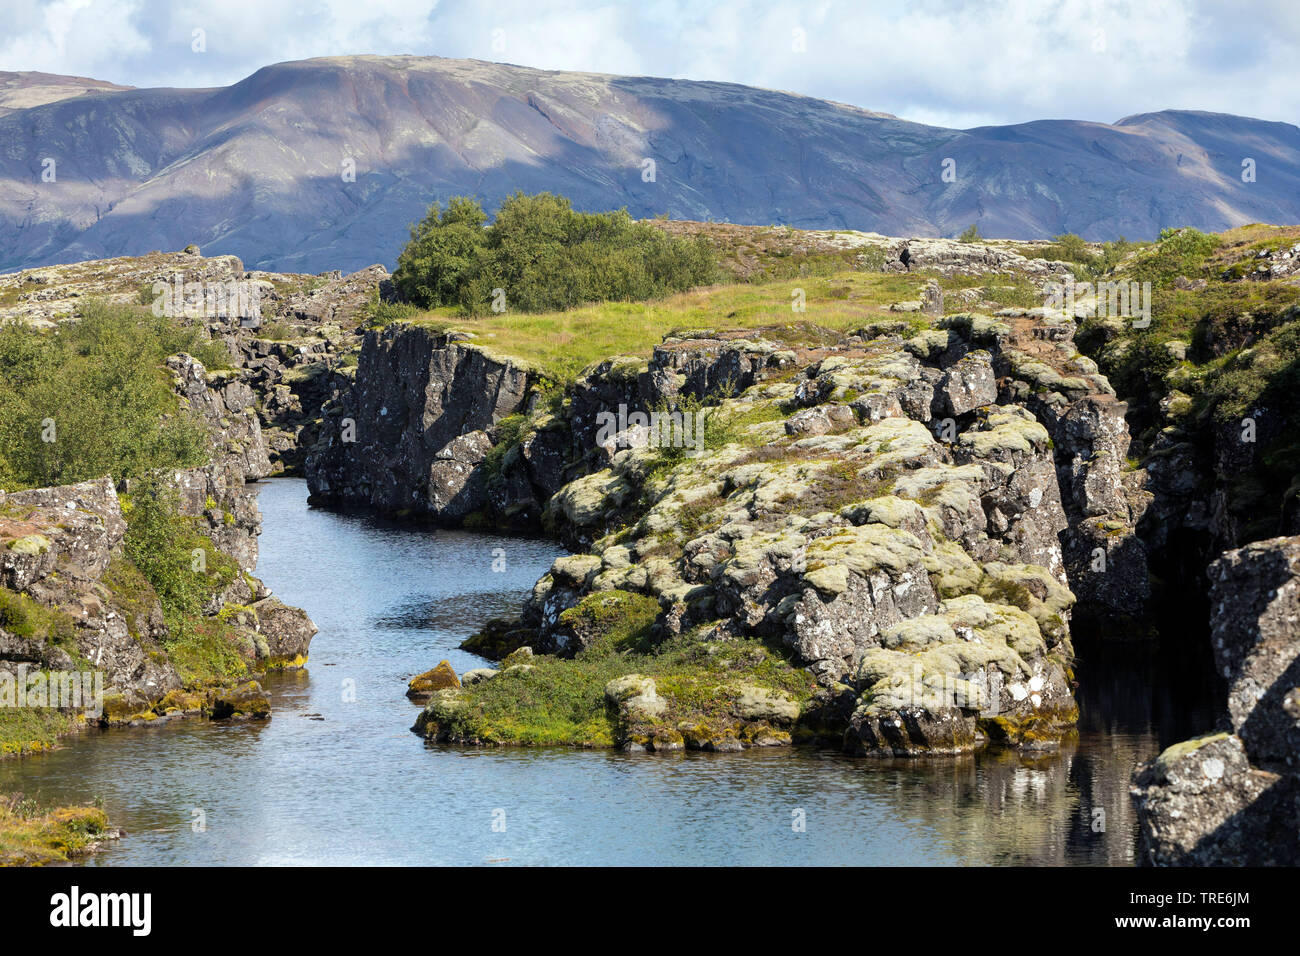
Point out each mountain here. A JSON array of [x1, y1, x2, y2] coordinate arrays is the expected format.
[[0, 70, 132, 115], [2, 55, 1298, 275]]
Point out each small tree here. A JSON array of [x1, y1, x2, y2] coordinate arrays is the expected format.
[[391, 191, 717, 315], [958, 223, 982, 243], [392, 197, 489, 308]]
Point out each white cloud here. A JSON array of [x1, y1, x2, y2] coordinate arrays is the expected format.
[[0, 0, 1296, 128]]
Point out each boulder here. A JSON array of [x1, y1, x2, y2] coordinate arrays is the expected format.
[[1208, 536, 1300, 768], [407, 660, 462, 702], [1132, 733, 1296, 866], [249, 597, 316, 669], [934, 350, 997, 417]]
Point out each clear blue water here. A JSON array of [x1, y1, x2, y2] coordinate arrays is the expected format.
[[0, 478, 1204, 865]]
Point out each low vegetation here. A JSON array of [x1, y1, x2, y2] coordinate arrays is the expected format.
[[0, 795, 113, 866], [434, 591, 816, 747], [0, 300, 220, 490], [408, 271, 940, 379], [1068, 224, 1300, 542], [393, 192, 717, 315], [121, 477, 248, 685]]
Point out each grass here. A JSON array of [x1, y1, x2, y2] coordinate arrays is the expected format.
[[439, 591, 817, 746], [401, 271, 933, 379], [0, 796, 112, 866], [0, 707, 81, 757]]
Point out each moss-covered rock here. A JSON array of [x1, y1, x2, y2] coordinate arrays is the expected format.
[[407, 660, 461, 702]]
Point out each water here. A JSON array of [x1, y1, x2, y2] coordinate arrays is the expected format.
[[0, 479, 1216, 865]]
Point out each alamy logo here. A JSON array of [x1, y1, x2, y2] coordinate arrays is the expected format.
[[594, 403, 707, 457], [0, 665, 103, 718], [1044, 280, 1151, 327], [151, 274, 262, 325], [49, 886, 151, 936]]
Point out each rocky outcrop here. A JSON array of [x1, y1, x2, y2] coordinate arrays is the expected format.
[[493, 318, 1102, 755], [1132, 535, 1300, 865], [304, 325, 540, 519], [0, 347, 317, 728], [406, 660, 461, 703], [307, 285, 1152, 757], [1, 477, 179, 706], [872, 237, 1076, 281], [167, 353, 271, 571]]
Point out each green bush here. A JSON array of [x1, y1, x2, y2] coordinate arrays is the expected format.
[[1126, 228, 1221, 286], [393, 192, 718, 315], [359, 292, 422, 329], [122, 476, 237, 619], [0, 301, 216, 489], [0, 588, 77, 652]]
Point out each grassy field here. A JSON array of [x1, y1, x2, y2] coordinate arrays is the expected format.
[[399, 269, 979, 379]]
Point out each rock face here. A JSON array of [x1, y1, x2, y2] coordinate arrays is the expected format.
[[304, 325, 539, 520], [1209, 538, 1300, 765], [1132, 535, 1300, 865], [1, 477, 179, 705], [167, 353, 271, 571]]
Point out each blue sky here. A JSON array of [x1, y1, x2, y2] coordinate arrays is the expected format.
[[2, 0, 1297, 129]]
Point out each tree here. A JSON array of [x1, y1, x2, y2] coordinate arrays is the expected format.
[[391, 191, 717, 315], [392, 197, 489, 308]]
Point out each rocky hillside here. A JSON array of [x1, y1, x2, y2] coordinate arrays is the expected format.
[[0, 245, 385, 475], [0, 342, 317, 747], [4, 56, 1300, 274]]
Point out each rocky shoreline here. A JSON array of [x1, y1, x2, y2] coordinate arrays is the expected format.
[[4, 222, 1298, 865]]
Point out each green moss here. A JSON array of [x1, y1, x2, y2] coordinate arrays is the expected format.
[[422, 591, 815, 748], [0, 801, 113, 866], [1152, 731, 1232, 779], [0, 707, 81, 757], [6, 534, 50, 556]]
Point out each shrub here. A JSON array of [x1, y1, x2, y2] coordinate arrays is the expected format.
[[958, 224, 982, 243], [359, 291, 422, 329], [0, 301, 214, 489], [122, 476, 237, 619], [392, 192, 718, 315], [1126, 228, 1221, 286]]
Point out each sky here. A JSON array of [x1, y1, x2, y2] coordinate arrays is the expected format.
[[1, 0, 1297, 130]]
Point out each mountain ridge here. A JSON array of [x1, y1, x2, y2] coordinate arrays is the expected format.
[[2, 54, 1297, 274]]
